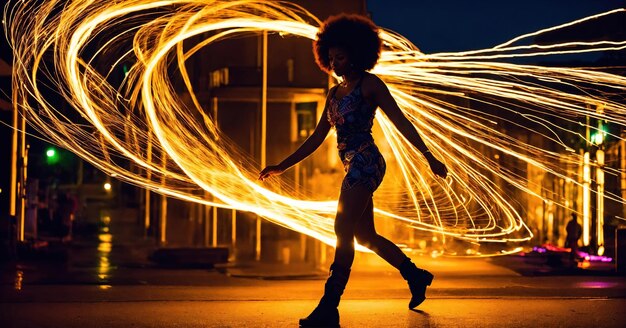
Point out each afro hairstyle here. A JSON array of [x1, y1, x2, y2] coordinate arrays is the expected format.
[[313, 14, 382, 73]]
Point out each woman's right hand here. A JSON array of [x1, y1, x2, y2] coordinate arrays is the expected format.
[[258, 164, 286, 181], [425, 153, 448, 179]]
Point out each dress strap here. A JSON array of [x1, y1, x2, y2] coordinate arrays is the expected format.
[[332, 73, 366, 99], [330, 84, 339, 98]]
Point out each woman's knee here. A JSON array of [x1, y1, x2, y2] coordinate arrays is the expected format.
[[334, 223, 348, 238], [334, 212, 356, 237], [354, 230, 377, 249]]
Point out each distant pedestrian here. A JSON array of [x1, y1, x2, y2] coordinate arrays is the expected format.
[[259, 14, 448, 327], [565, 214, 582, 260]]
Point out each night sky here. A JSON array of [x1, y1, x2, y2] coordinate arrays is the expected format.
[[367, 0, 624, 54]]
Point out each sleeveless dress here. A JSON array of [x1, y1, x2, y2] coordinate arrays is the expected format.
[[327, 76, 386, 192]]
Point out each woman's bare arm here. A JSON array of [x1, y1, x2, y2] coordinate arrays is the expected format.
[[364, 75, 448, 178]]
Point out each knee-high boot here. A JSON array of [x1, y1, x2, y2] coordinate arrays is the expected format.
[[299, 263, 351, 327], [399, 257, 434, 309]]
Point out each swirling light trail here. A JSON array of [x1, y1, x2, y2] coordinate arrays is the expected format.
[[4, 0, 626, 254]]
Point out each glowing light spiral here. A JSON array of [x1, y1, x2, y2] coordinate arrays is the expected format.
[[4, 1, 626, 254]]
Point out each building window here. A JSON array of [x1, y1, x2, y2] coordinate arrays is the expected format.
[[296, 102, 317, 139]]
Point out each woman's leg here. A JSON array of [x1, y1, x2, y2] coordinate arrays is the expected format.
[[354, 197, 434, 309], [332, 184, 373, 269], [299, 184, 373, 327], [354, 196, 408, 268]]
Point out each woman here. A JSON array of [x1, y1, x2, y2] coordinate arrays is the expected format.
[[259, 14, 448, 327]]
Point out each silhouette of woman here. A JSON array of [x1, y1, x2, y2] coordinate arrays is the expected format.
[[259, 14, 448, 327]]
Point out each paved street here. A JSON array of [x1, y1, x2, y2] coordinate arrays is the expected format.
[[1, 219, 625, 327], [2, 296, 625, 328]]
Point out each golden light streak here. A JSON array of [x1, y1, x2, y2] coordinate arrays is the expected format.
[[596, 149, 604, 252], [583, 152, 591, 246], [4, 0, 626, 256]]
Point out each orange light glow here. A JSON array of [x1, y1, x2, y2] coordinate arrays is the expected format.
[[5, 1, 626, 256]]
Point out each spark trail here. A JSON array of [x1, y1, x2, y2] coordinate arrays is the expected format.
[[4, 1, 626, 254]]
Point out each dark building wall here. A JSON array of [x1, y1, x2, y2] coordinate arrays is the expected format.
[[164, 1, 367, 262], [183, 0, 367, 90], [265, 102, 294, 169]]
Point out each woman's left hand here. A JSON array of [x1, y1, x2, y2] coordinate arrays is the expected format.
[[425, 153, 448, 179], [258, 164, 286, 181]]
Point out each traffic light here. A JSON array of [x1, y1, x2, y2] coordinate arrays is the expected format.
[[591, 132, 604, 145], [45, 146, 60, 165], [591, 123, 607, 145]]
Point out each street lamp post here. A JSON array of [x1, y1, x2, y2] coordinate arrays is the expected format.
[[596, 148, 605, 255], [621, 134, 626, 221], [594, 104, 606, 255], [159, 151, 167, 245], [582, 151, 591, 247], [144, 132, 152, 235], [10, 84, 27, 243], [9, 87, 19, 223], [256, 30, 268, 262]]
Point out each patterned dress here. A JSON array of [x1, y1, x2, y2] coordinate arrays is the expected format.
[[327, 75, 386, 192]]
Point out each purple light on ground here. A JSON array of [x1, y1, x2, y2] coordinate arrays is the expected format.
[[575, 281, 620, 289], [578, 252, 613, 263]]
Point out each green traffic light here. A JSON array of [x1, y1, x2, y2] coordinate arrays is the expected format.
[[592, 133, 603, 145], [45, 147, 59, 164], [591, 129, 605, 145]]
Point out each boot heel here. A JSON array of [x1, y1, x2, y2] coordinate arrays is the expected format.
[[424, 271, 434, 286], [400, 259, 434, 309]]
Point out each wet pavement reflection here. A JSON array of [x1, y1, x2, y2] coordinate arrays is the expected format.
[[0, 208, 257, 291], [2, 211, 159, 288]]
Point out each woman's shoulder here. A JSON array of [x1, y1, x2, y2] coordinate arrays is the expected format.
[[361, 72, 386, 94], [362, 72, 385, 86], [326, 84, 339, 99]]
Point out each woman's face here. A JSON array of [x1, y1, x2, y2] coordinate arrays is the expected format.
[[328, 47, 351, 76]]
